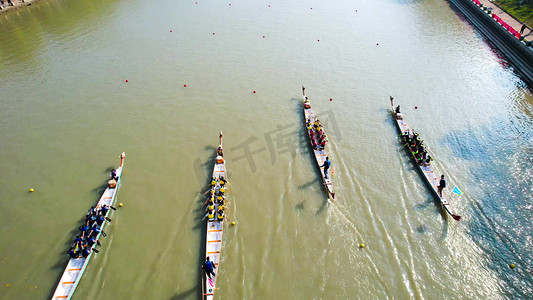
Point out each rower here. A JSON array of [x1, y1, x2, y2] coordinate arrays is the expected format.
[[204, 209, 215, 221], [211, 178, 217, 187], [320, 139, 326, 149], [202, 257, 216, 280], [219, 177, 226, 187], [217, 145, 224, 157], [219, 187, 225, 196], [67, 247, 78, 259], [304, 98, 311, 109], [206, 202, 215, 212], [81, 246, 91, 258], [110, 169, 118, 181], [216, 210, 225, 222], [101, 205, 109, 216], [87, 236, 96, 247]]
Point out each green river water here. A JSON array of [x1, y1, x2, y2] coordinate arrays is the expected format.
[[0, 0, 532, 299]]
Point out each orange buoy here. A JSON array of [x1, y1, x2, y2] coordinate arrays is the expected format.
[[253, 90, 256, 93], [184, 84, 187, 87]]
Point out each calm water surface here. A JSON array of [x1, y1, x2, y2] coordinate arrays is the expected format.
[[0, 0, 532, 299]]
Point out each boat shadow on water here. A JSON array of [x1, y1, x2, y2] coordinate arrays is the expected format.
[[413, 196, 450, 239], [168, 285, 199, 300]]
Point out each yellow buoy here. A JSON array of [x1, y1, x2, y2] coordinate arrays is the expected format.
[[29, 188, 34, 192], [6, 284, 10, 287], [510, 264, 516, 269], [231, 221, 236, 226], [359, 243, 365, 248], [119, 203, 124, 207]]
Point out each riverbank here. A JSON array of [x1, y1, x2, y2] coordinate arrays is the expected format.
[[448, 0, 533, 87], [0, 0, 38, 15], [493, 0, 533, 28]]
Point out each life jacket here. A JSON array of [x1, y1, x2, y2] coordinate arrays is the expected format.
[[217, 213, 224, 220], [208, 205, 214, 210], [208, 212, 214, 219], [211, 180, 216, 186], [205, 260, 214, 271]]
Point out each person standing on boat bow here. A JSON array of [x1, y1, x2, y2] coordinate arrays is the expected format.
[[320, 157, 331, 179], [437, 175, 446, 197], [202, 256, 216, 279]]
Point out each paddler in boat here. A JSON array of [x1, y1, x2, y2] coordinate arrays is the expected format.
[[202, 257, 216, 279], [395, 105, 403, 119], [313, 119, 320, 129], [67, 247, 78, 259], [81, 246, 91, 258], [100, 204, 109, 217], [219, 176, 226, 187], [216, 210, 225, 222], [437, 175, 446, 197], [216, 194, 226, 205], [203, 209, 216, 222], [309, 128, 315, 140], [110, 169, 118, 181], [320, 157, 331, 179], [217, 145, 224, 157], [206, 200, 215, 212]]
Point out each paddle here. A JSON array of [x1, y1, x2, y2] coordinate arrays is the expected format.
[[92, 248, 99, 253], [110, 206, 117, 211], [105, 217, 112, 222], [101, 230, 107, 237], [443, 205, 461, 221]]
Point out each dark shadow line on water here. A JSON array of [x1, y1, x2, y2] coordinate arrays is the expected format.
[[168, 285, 199, 300], [298, 178, 320, 190], [315, 197, 329, 216]]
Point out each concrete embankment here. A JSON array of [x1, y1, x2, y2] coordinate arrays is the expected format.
[[0, 0, 38, 15], [447, 0, 533, 87]]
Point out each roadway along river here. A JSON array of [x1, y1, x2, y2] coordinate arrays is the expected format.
[[0, 0, 531, 298]]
